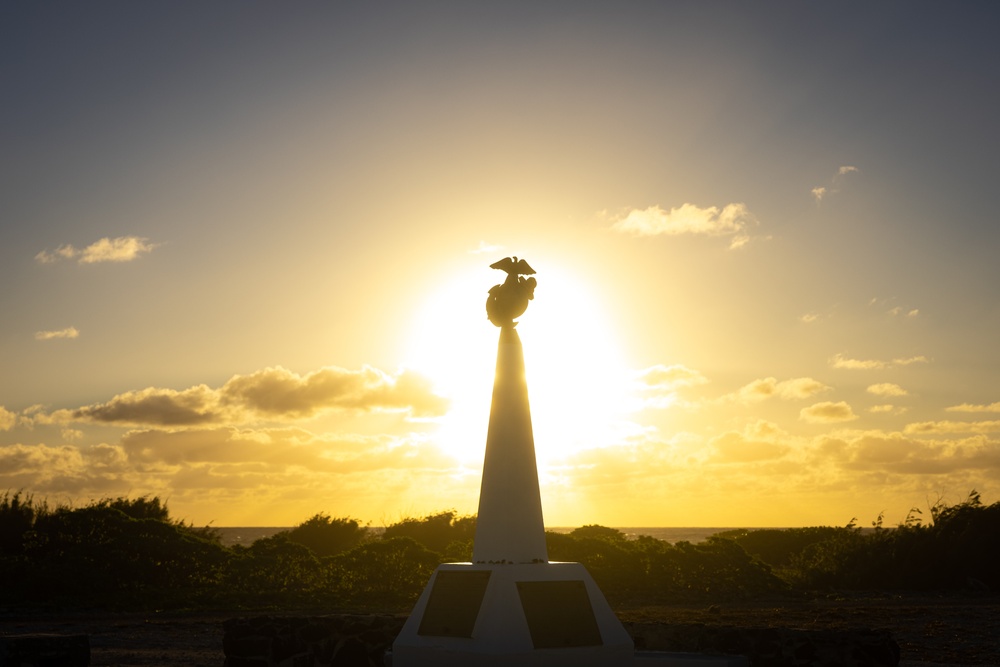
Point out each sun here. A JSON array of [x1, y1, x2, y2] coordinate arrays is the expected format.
[[402, 260, 634, 467]]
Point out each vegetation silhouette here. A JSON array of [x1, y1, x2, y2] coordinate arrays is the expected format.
[[1, 490, 997, 612]]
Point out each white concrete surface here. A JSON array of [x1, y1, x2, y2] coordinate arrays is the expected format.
[[473, 327, 548, 564]]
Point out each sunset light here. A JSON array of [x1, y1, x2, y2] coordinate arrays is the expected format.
[[404, 261, 634, 466], [3, 3, 1000, 532]]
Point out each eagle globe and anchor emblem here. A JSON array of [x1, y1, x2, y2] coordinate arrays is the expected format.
[[485, 256, 537, 328]]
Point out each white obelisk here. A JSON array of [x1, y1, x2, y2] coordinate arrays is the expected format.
[[392, 258, 633, 666], [473, 325, 548, 564]]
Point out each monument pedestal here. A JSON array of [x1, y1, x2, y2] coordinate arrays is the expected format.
[[392, 562, 633, 667]]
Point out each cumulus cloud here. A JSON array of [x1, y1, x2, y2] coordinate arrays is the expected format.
[[611, 203, 757, 249], [709, 420, 791, 462], [469, 241, 502, 254], [64, 384, 222, 426], [35, 236, 156, 264], [867, 383, 908, 397], [49, 365, 449, 427], [637, 364, 707, 390], [34, 327, 79, 341], [117, 427, 456, 473], [869, 405, 908, 415], [829, 354, 929, 370], [800, 401, 858, 423], [946, 402, 1000, 413], [812, 165, 859, 202], [904, 420, 1000, 435], [221, 366, 448, 419], [0, 443, 83, 473], [737, 377, 831, 402], [0, 428, 462, 512], [823, 430, 1000, 475], [0, 406, 16, 431], [633, 364, 707, 410]]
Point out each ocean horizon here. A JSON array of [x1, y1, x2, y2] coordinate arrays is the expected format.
[[212, 526, 783, 547]]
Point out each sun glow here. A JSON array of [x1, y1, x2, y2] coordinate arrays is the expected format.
[[403, 262, 635, 468]]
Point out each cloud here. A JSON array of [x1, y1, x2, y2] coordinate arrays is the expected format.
[[869, 405, 908, 415], [63, 384, 222, 426], [47, 365, 449, 428], [867, 383, 908, 397], [0, 428, 462, 512], [633, 364, 707, 410], [34, 327, 80, 341], [800, 401, 858, 423], [611, 203, 757, 249], [636, 364, 707, 390], [220, 366, 449, 419], [35, 236, 156, 264], [829, 354, 929, 370], [887, 306, 919, 318], [946, 402, 1000, 413], [812, 165, 859, 202], [737, 377, 831, 402], [829, 431, 1000, 475], [904, 420, 1000, 435], [0, 443, 86, 476], [469, 241, 502, 254], [117, 427, 456, 473], [0, 406, 16, 431], [709, 420, 791, 463]]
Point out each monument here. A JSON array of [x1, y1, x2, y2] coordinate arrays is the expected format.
[[391, 257, 634, 666]]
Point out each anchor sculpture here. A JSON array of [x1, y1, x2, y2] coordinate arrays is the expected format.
[[485, 256, 537, 328]]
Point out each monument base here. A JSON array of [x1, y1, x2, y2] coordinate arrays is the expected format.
[[392, 561, 633, 667]]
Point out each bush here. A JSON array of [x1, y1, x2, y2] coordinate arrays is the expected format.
[[12, 500, 228, 607], [716, 526, 846, 569], [783, 492, 1000, 591], [284, 513, 368, 557], [3, 491, 998, 611], [383, 511, 476, 554], [548, 526, 785, 602], [0, 491, 46, 555], [332, 536, 441, 604], [223, 533, 327, 601]]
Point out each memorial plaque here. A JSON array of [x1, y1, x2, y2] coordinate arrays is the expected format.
[[516, 580, 602, 649], [417, 570, 492, 638]]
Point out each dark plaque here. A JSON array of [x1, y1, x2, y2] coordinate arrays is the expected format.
[[417, 570, 492, 638], [516, 580, 602, 649]]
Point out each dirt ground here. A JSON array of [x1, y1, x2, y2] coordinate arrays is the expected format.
[[2, 593, 998, 666], [617, 592, 1000, 666]]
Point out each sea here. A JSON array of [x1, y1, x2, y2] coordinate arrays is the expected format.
[[212, 526, 772, 547]]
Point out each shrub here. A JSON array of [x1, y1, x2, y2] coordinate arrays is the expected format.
[[223, 533, 327, 600], [383, 511, 476, 554], [284, 513, 368, 557], [332, 536, 440, 604], [13, 500, 228, 607], [0, 491, 46, 555]]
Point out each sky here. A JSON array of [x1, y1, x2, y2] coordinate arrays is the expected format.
[[3, 2, 1000, 528]]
